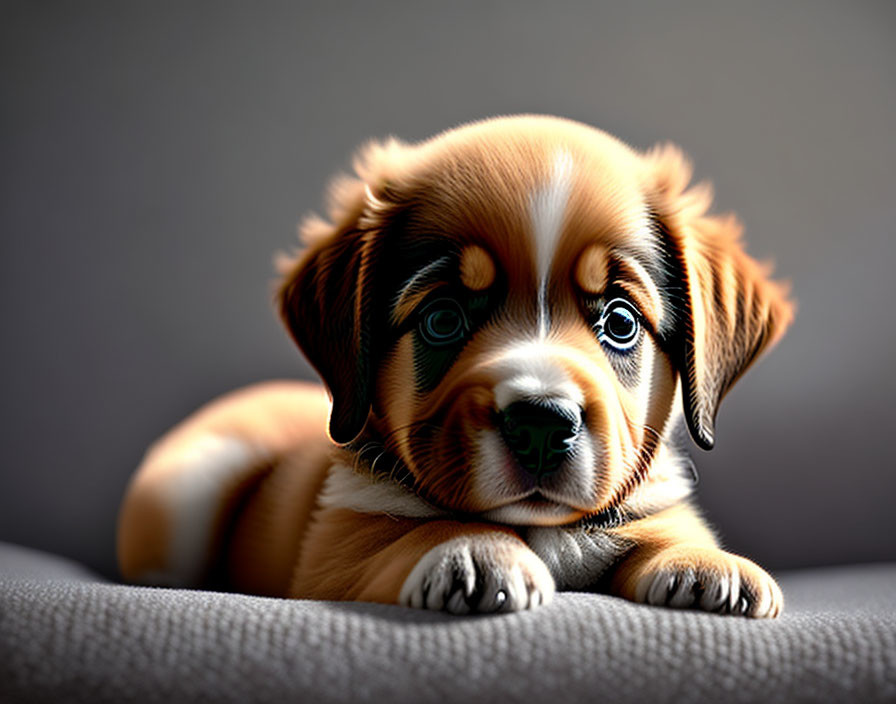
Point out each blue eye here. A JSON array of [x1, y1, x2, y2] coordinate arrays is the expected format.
[[598, 298, 640, 351], [419, 298, 469, 347]]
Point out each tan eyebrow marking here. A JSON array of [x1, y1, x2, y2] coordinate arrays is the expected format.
[[575, 245, 663, 329], [460, 245, 496, 291], [575, 244, 609, 294]]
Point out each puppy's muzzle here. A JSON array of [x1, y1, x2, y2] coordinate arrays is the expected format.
[[499, 400, 582, 479]]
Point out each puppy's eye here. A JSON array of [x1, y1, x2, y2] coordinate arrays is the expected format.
[[597, 298, 641, 351], [418, 298, 469, 347]]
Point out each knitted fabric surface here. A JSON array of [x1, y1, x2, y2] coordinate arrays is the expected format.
[[1, 542, 894, 704]]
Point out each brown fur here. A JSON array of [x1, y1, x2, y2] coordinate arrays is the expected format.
[[118, 116, 793, 618], [293, 512, 520, 603], [118, 382, 332, 586]]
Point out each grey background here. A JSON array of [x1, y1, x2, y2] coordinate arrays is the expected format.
[[2, 1, 894, 579]]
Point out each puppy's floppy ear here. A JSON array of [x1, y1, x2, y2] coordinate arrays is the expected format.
[[645, 144, 795, 450], [277, 142, 404, 444]]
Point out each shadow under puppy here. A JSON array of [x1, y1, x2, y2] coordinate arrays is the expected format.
[[118, 115, 794, 617]]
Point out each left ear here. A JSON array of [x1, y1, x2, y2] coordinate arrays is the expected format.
[[276, 139, 408, 444], [644, 144, 795, 450]]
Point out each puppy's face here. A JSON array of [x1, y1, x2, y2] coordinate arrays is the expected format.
[[280, 116, 793, 525]]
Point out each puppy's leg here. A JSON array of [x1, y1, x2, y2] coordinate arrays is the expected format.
[[117, 381, 330, 587], [293, 509, 555, 614], [117, 432, 272, 587], [607, 503, 783, 618]]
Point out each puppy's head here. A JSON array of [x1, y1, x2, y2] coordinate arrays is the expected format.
[[278, 116, 793, 525]]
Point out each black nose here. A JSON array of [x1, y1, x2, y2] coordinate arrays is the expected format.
[[499, 401, 581, 478]]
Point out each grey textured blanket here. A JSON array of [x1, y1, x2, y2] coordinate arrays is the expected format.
[[1, 542, 894, 704]]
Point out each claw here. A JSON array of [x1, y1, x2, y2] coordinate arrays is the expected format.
[[398, 535, 555, 615], [630, 548, 783, 619]]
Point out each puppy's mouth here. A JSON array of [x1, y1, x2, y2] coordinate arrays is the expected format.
[[480, 491, 583, 526], [467, 426, 596, 525]]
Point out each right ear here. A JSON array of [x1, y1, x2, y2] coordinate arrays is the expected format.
[[644, 143, 795, 450], [277, 142, 405, 444]]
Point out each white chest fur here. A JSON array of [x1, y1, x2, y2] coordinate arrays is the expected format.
[[525, 525, 631, 590]]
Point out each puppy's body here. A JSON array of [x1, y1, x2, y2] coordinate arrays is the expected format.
[[119, 116, 792, 616]]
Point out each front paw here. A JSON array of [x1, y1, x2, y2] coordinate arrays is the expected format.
[[631, 546, 783, 618], [398, 533, 555, 614]]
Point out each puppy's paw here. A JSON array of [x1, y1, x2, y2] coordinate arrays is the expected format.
[[631, 546, 783, 618], [398, 533, 555, 614]]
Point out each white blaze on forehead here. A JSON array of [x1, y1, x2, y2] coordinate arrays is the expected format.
[[529, 149, 574, 337]]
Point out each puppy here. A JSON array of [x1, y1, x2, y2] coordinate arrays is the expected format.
[[118, 115, 793, 617]]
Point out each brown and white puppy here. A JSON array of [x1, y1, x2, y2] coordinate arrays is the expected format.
[[118, 115, 793, 617]]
